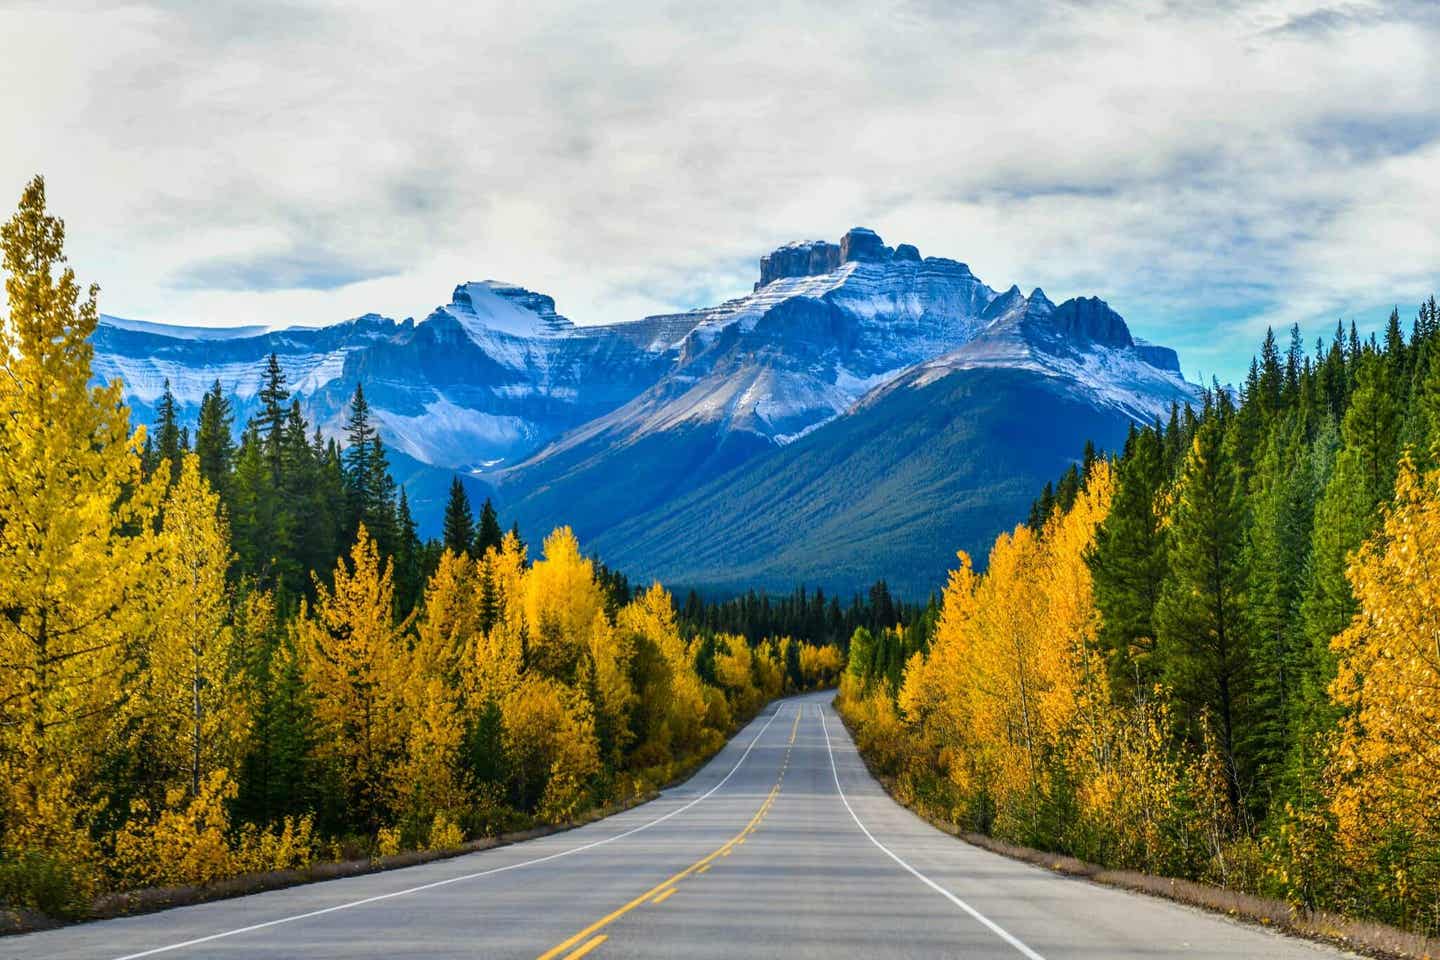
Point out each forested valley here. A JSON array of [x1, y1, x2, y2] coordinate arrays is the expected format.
[[841, 292, 1440, 937], [0, 179, 849, 919]]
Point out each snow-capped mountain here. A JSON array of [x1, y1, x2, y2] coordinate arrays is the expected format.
[[92, 227, 1195, 589]]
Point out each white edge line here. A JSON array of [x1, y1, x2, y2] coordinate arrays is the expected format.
[[818, 702, 1047, 960], [110, 703, 791, 960]]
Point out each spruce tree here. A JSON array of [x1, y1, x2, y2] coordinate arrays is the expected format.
[[154, 378, 181, 483], [442, 477, 474, 556], [393, 488, 424, 616], [1155, 411, 1251, 817], [1243, 414, 1319, 809], [1088, 424, 1168, 698], [475, 496, 504, 556], [194, 379, 234, 496], [255, 353, 289, 483], [343, 383, 376, 541]]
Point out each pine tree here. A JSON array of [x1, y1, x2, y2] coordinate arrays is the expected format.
[[442, 477, 475, 556], [1088, 424, 1168, 698], [343, 382, 375, 540], [1242, 415, 1318, 807], [394, 488, 424, 616], [475, 497, 504, 556], [1301, 353, 1399, 658], [365, 436, 399, 555], [1155, 412, 1251, 817], [229, 427, 276, 585], [154, 379, 182, 484], [255, 353, 289, 482], [194, 379, 235, 496]]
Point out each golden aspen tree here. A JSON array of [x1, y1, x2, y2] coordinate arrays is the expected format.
[[413, 549, 476, 685], [395, 549, 474, 829], [617, 584, 709, 762], [713, 632, 759, 717], [524, 527, 604, 678], [752, 640, 785, 703], [297, 525, 414, 828], [1328, 457, 1440, 921], [465, 534, 527, 705], [145, 455, 246, 798], [797, 642, 844, 688], [0, 177, 165, 884], [585, 609, 636, 762], [499, 676, 599, 821]]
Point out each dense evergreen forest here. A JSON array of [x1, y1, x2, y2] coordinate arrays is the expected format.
[[0, 178, 843, 918], [841, 297, 1440, 936]]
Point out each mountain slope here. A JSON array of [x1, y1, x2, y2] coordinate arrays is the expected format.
[[570, 289, 1195, 597]]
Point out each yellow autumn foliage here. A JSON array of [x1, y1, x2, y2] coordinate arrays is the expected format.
[[1328, 457, 1440, 919], [297, 525, 415, 827]]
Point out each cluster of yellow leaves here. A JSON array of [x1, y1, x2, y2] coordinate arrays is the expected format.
[[896, 465, 1116, 836], [1327, 457, 1440, 922], [845, 462, 1238, 877], [798, 642, 844, 688], [425, 813, 464, 853], [112, 771, 316, 889], [0, 179, 166, 883]]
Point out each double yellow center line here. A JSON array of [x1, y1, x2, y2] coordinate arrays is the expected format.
[[535, 706, 803, 960]]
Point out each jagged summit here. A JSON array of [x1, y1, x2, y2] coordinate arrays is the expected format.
[[440, 280, 575, 338], [754, 227, 985, 292]]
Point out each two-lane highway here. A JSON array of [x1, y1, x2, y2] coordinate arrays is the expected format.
[[5, 693, 1352, 959]]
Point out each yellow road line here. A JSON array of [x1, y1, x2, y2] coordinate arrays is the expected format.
[[535, 719, 791, 960], [650, 888, 677, 906], [696, 864, 710, 875], [561, 935, 608, 959]]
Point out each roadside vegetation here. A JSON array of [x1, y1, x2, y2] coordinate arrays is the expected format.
[[0, 178, 846, 922], [840, 295, 1440, 941]]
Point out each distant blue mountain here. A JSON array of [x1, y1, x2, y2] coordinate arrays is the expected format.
[[93, 228, 1195, 587]]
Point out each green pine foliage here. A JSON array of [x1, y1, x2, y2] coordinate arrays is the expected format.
[[1014, 300, 1440, 933], [442, 477, 474, 556]]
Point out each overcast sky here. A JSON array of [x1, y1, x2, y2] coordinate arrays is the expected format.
[[2, 0, 1437, 382]]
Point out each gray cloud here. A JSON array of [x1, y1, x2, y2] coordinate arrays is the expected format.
[[0, 0, 1436, 382], [170, 251, 397, 292]]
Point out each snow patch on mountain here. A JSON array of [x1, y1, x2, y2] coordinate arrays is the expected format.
[[100, 314, 270, 341], [373, 396, 532, 467]]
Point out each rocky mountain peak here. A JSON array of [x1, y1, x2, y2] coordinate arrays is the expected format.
[[1049, 296, 1132, 349], [838, 227, 892, 263], [756, 240, 841, 289], [757, 227, 915, 289]]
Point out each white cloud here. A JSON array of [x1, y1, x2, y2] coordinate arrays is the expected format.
[[0, 0, 1436, 380]]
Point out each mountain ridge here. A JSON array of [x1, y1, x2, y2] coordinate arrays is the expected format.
[[91, 227, 1196, 590]]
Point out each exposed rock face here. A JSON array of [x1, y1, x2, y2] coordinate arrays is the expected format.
[[757, 227, 910, 289], [839, 226, 891, 263], [1134, 341, 1183, 373], [1049, 296, 1133, 349], [757, 240, 840, 288]]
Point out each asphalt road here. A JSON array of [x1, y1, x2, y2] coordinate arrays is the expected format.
[[6, 691, 1353, 959]]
